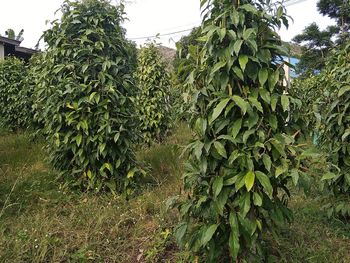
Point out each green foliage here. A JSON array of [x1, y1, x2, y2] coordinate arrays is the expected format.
[[292, 23, 337, 75], [0, 57, 32, 130], [171, 29, 204, 122], [289, 74, 325, 137], [317, 0, 350, 38], [173, 0, 303, 261], [293, 0, 350, 75], [33, 0, 141, 193], [135, 42, 171, 144], [318, 42, 350, 218]]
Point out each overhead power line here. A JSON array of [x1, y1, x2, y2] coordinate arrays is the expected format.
[[129, 28, 196, 40], [129, 0, 308, 41], [285, 0, 308, 6]]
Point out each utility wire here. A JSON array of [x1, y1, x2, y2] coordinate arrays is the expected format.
[[129, 0, 308, 40], [129, 28, 196, 40]]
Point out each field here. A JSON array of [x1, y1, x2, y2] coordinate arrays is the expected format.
[[1, 125, 349, 263]]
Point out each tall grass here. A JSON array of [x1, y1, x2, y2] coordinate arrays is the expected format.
[[0, 124, 350, 262]]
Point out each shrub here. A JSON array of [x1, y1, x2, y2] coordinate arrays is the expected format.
[[135, 42, 171, 144], [0, 57, 32, 130], [172, 28, 203, 122], [34, 0, 142, 193], [173, 0, 303, 261], [318, 42, 350, 218]]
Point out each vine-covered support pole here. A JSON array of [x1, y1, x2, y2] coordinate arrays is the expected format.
[[174, 0, 303, 261], [33, 0, 142, 194], [319, 42, 350, 218], [135, 42, 172, 145]]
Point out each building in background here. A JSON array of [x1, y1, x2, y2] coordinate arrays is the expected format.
[[283, 56, 300, 88], [0, 36, 37, 61]]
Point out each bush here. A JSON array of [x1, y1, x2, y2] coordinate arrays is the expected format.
[[0, 57, 32, 130], [318, 42, 350, 218], [173, 0, 303, 261], [33, 0, 142, 193], [135, 42, 171, 144], [172, 28, 203, 122]]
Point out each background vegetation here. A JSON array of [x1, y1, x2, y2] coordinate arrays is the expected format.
[[1, 0, 350, 262]]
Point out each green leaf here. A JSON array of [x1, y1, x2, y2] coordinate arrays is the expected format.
[[262, 154, 272, 172], [213, 177, 224, 198], [338, 86, 350, 97], [210, 98, 230, 124], [202, 224, 218, 246], [243, 129, 255, 144], [244, 171, 255, 191], [258, 68, 268, 86], [259, 89, 271, 103], [232, 95, 247, 115], [256, 171, 273, 198], [240, 192, 251, 217], [277, 6, 283, 19], [76, 134, 82, 146], [231, 119, 242, 139], [342, 129, 350, 142], [275, 166, 285, 177], [248, 97, 263, 113], [290, 169, 299, 186], [268, 70, 279, 91], [218, 28, 226, 41], [228, 150, 240, 165], [281, 95, 289, 112], [229, 212, 240, 260], [211, 60, 227, 75], [253, 192, 262, 206], [194, 141, 204, 160], [214, 141, 227, 158], [233, 40, 243, 55], [240, 4, 257, 14], [233, 67, 244, 80], [174, 223, 187, 245], [268, 115, 278, 130], [239, 55, 249, 72], [321, 172, 336, 181], [243, 28, 255, 40], [271, 94, 278, 112]]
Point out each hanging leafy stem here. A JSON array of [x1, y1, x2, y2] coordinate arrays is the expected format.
[[135, 42, 172, 144], [173, 0, 303, 261], [318, 42, 350, 219], [33, 0, 142, 194]]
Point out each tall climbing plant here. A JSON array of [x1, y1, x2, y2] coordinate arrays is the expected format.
[[34, 0, 141, 193], [318, 41, 350, 218], [135, 42, 171, 144], [0, 57, 32, 130], [174, 0, 302, 261]]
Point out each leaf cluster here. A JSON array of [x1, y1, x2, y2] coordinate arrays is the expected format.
[[0, 57, 33, 130], [173, 0, 304, 261], [135, 42, 172, 144], [33, 0, 141, 193], [317, 41, 350, 218]]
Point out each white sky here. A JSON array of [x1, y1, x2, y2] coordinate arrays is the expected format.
[[0, 0, 335, 49]]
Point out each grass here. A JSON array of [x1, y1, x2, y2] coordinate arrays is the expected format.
[[0, 125, 350, 262]]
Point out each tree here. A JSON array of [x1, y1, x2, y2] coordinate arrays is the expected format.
[[173, 0, 303, 261], [317, 0, 350, 38], [33, 0, 142, 193], [293, 0, 350, 74], [135, 42, 171, 144], [292, 23, 337, 74], [4, 29, 24, 41]]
